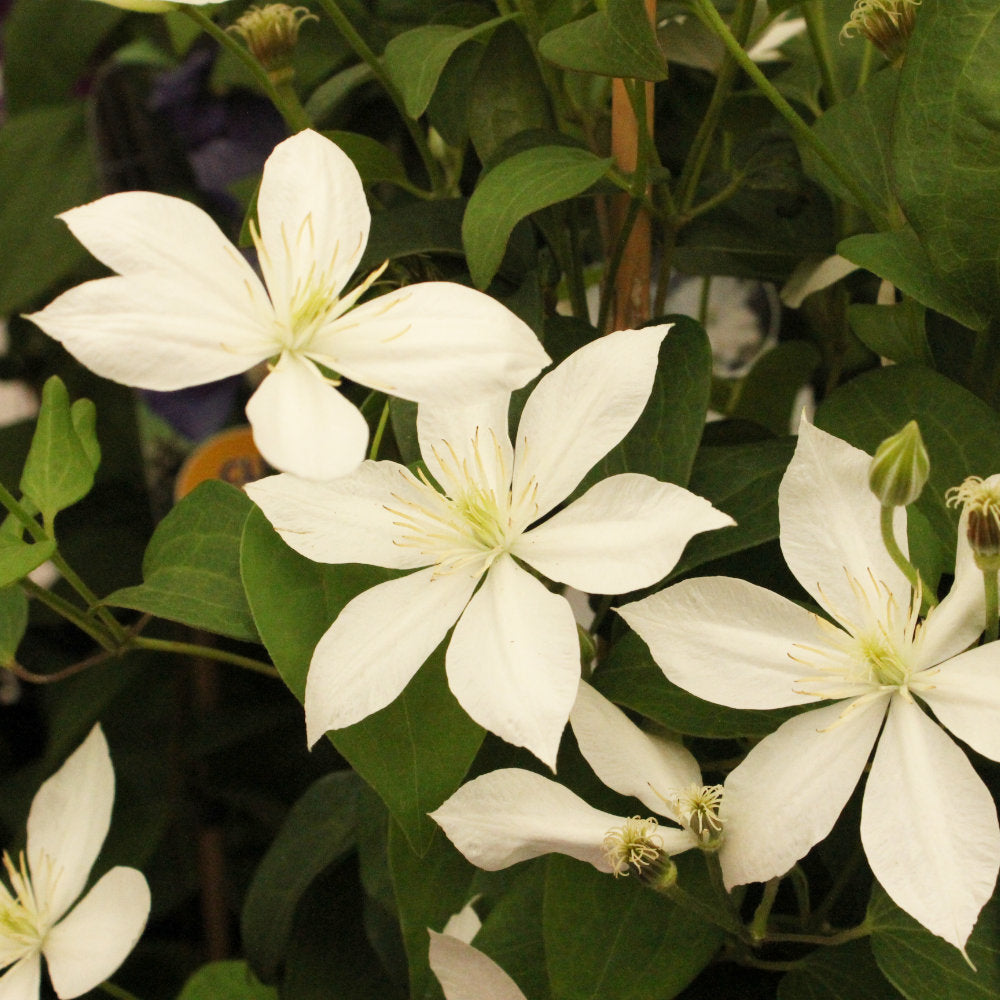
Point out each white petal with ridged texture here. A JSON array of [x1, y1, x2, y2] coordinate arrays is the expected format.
[[917, 642, 1000, 762], [446, 557, 579, 768], [245, 355, 371, 481], [44, 867, 150, 999], [304, 566, 478, 745], [0, 956, 40, 1000], [26, 725, 112, 923], [861, 697, 1000, 951], [417, 396, 513, 500], [256, 130, 369, 311], [570, 681, 702, 821], [511, 326, 669, 519], [317, 283, 549, 403], [429, 932, 527, 1000], [27, 274, 273, 390], [246, 464, 429, 570], [515, 474, 734, 593], [780, 420, 908, 620], [619, 578, 819, 709], [719, 697, 886, 889], [431, 769, 627, 871]]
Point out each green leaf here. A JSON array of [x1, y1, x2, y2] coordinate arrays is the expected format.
[[593, 630, 803, 738], [361, 199, 466, 274], [538, 0, 668, 81], [242, 770, 361, 983], [815, 364, 1000, 579], [0, 584, 28, 665], [890, 0, 1000, 328], [463, 146, 611, 289], [730, 340, 821, 437], [847, 300, 933, 366], [673, 436, 795, 577], [323, 130, 409, 187], [803, 68, 898, 225], [20, 376, 97, 523], [0, 528, 56, 590], [70, 398, 101, 473], [240, 508, 484, 854], [383, 15, 517, 119], [869, 884, 1000, 999], [177, 960, 278, 1000], [105, 481, 260, 643], [542, 853, 723, 1000], [0, 104, 98, 314], [838, 228, 989, 331], [778, 939, 903, 1000], [574, 315, 712, 498]]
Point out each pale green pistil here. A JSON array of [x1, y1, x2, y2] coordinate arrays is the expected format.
[[859, 635, 910, 688]]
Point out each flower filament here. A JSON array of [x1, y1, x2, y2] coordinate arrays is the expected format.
[[603, 817, 664, 877], [669, 784, 725, 846], [0, 851, 49, 953]]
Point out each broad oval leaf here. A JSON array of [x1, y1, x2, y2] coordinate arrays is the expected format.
[[777, 939, 903, 1000], [178, 960, 278, 1000], [463, 145, 611, 289]]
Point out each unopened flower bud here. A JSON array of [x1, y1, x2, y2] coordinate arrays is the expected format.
[[88, 0, 178, 10], [868, 420, 929, 508], [947, 476, 1000, 571], [841, 0, 919, 64], [228, 4, 317, 84]]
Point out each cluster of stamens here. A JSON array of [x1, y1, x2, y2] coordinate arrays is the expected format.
[[669, 784, 725, 846], [0, 851, 46, 951], [602, 817, 664, 878]]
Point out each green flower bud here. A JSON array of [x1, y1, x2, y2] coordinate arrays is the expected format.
[[228, 4, 317, 83], [868, 420, 929, 508], [841, 0, 920, 64], [87, 0, 178, 11]]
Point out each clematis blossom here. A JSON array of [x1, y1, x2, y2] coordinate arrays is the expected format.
[[247, 325, 734, 766], [431, 680, 729, 878], [619, 419, 1000, 951], [0, 725, 151, 998], [27, 129, 549, 480]]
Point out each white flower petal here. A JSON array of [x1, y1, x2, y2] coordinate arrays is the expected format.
[[515, 473, 734, 593], [245, 355, 371, 480], [246, 464, 429, 570], [44, 867, 151, 1000], [447, 557, 580, 768], [416, 396, 513, 500], [430, 768, 626, 872], [861, 697, 1000, 951], [428, 931, 527, 1000], [257, 130, 370, 308], [0, 956, 40, 1000], [26, 725, 113, 923], [512, 326, 670, 519], [780, 254, 859, 308], [570, 681, 702, 821], [304, 566, 478, 745], [780, 419, 908, 619], [27, 275, 272, 390], [719, 697, 887, 889], [918, 642, 1000, 762], [441, 902, 481, 944], [322, 283, 549, 403], [619, 578, 819, 709]]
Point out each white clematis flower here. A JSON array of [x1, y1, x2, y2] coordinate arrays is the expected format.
[[0, 725, 151, 999], [431, 681, 729, 878], [620, 418, 1000, 951], [247, 325, 734, 766], [27, 129, 549, 481]]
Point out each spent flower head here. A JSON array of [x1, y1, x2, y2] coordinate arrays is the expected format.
[[842, 0, 920, 62], [947, 475, 1000, 570], [228, 4, 317, 82]]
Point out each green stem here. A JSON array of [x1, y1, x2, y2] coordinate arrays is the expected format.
[[0, 481, 46, 541], [100, 981, 143, 1000], [661, 877, 749, 941], [984, 568, 998, 643], [132, 637, 279, 679], [788, 864, 811, 921], [688, 0, 887, 228], [682, 172, 746, 224], [810, 845, 862, 929], [801, 1, 842, 106], [879, 505, 935, 608], [21, 579, 117, 649], [763, 922, 872, 947], [369, 399, 391, 461], [51, 552, 129, 643], [700, 851, 752, 943], [314, 0, 444, 192], [184, 8, 311, 132], [749, 878, 780, 942]]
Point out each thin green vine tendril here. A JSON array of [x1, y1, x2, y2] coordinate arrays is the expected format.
[[131, 637, 279, 679], [750, 877, 780, 942], [369, 399, 392, 461]]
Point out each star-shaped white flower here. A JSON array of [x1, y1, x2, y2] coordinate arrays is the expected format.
[[0, 725, 151, 999], [431, 681, 728, 877], [620, 419, 1000, 951], [247, 325, 734, 765], [27, 129, 549, 480]]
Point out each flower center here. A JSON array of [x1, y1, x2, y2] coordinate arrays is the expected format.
[[669, 784, 725, 846], [602, 817, 664, 878], [386, 430, 537, 576], [0, 852, 49, 953]]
